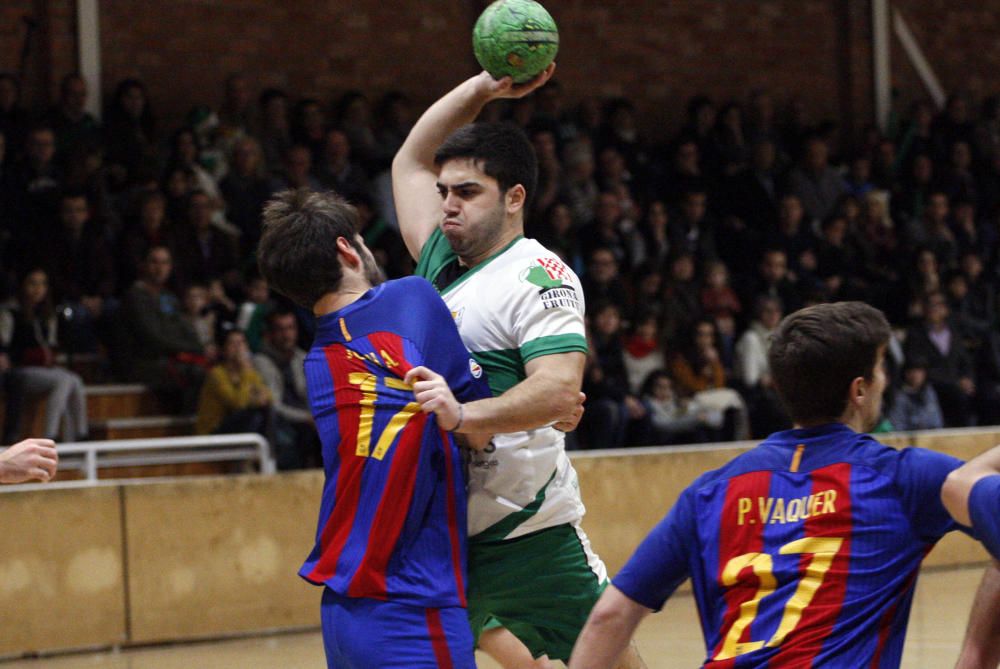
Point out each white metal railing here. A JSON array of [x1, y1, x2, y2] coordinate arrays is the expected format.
[[0, 433, 275, 490]]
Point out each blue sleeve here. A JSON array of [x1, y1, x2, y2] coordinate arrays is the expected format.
[[970, 475, 1000, 560], [612, 488, 694, 611], [894, 447, 964, 542], [406, 277, 492, 403]]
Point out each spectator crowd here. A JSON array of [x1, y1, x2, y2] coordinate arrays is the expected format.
[[3, 69, 1000, 455]]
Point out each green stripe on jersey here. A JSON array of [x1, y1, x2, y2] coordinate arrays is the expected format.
[[472, 348, 525, 396], [521, 333, 588, 363], [470, 471, 556, 543], [413, 228, 524, 294]]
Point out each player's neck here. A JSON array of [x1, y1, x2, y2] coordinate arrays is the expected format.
[[459, 224, 522, 268], [312, 276, 373, 317]]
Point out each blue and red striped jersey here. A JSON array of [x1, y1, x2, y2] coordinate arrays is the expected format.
[[613, 423, 965, 668], [299, 276, 491, 608]]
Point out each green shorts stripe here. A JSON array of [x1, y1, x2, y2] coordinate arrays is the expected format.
[[468, 523, 608, 661]]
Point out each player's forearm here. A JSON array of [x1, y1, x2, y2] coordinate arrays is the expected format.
[[568, 587, 648, 669], [393, 76, 490, 174], [459, 368, 579, 434], [943, 446, 1000, 525], [955, 561, 1000, 669]]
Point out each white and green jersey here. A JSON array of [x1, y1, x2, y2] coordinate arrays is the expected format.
[[415, 228, 589, 542]]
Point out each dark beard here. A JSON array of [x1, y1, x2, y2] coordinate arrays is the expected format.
[[363, 253, 386, 287]]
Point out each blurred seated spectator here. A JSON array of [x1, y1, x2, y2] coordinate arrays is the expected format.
[[219, 136, 272, 256], [671, 319, 749, 439], [6, 125, 62, 255], [580, 190, 639, 271], [904, 191, 957, 268], [764, 193, 816, 278], [257, 88, 291, 174], [118, 246, 207, 411], [639, 370, 724, 445], [315, 128, 369, 198], [253, 309, 319, 469], [580, 302, 645, 448], [269, 144, 322, 192], [734, 296, 789, 437], [48, 190, 117, 352], [903, 290, 975, 427], [623, 312, 666, 394], [580, 246, 630, 313], [196, 328, 272, 437], [119, 190, 176, 286], [173, 190, 239, 288], [180, 283, 218, 360], [533, 201, 583, 274], [739, 248, 803, 318], [699, 260, 741, 321], [0, 268, 88, 441], [236, 274, 274, 352], [787, 134, 847, 227], [353, 190, 410, 278], [103, 78, 158, 189], [0, 73, 29, 157], [167, 127, 223, 204], [887, 357, 944, 431], [661, 252, 702, 344], [559, 139, 598, 226], [47, 73, 101, 159], [667, 187, 717, 265]]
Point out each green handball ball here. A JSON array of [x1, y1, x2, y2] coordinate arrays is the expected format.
[[473, 0, 559, 84]]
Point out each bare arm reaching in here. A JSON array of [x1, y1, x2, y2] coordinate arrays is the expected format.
[[0, 438, 58, 483]]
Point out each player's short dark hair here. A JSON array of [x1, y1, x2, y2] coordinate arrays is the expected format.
[[434, 121, 538, 203], [257, 188, 363, 309], [768, 301, 890, 425]]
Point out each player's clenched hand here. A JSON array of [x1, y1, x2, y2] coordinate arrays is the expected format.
[[473, 62, 556, 100], [0, 438, 58, 484], [554, 391, 586, 432], [404, 366, 463, 431]]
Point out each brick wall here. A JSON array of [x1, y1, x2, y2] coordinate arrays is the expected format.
[[2, 1, 1000, 144]]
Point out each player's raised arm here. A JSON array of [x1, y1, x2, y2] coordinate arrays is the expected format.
[[391, 65, 555, 261]]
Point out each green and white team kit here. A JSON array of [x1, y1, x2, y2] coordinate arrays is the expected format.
[[415, 229, 602, 545]]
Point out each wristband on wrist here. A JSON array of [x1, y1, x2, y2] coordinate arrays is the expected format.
[[450, 404, 464, 432]]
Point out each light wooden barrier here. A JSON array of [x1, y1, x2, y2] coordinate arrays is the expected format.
[[1, 428, 997, 657]]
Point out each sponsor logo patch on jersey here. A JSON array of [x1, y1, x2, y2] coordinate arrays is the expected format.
[[520, 257, 571, 290], [452, 307, 465, 329], [469, 358, 483, 378]]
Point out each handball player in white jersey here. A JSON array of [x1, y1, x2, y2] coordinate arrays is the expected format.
[[392, 65, 645, 669]]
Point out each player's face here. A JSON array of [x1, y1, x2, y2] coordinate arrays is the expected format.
[[353, 234, 385, 287], [437, 158, 507, 261]]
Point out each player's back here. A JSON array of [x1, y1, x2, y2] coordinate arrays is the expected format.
[[297, 277, 490, 609], [683, 423, 961, 668]]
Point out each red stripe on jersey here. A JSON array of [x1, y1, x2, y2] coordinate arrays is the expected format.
[[307, 344, 368, 583], [440, 427, 466, 607], [769, 462, 853, 665], [706, 470, 773, 669], [425, 608, 454, 669], [366, 331, 414, 377], [347, 411, 429, 599], [869, 549, 925, 668]]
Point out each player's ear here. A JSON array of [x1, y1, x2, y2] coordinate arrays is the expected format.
[[336, 236, 361, 267], [849, 375, 867, 406], [505, 184, 526, 215]]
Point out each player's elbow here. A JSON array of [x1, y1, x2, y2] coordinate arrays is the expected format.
[[942, 466, 979, 525]]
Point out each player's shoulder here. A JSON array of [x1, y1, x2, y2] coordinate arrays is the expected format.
[[378, 275, 443, 306]]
